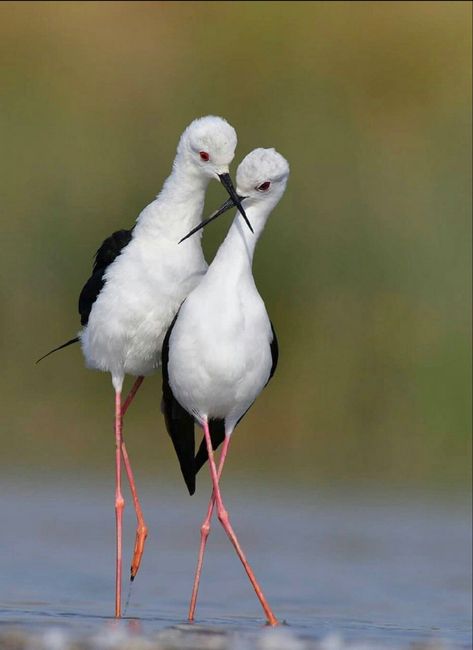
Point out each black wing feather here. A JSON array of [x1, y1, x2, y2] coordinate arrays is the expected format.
[[36, 336, 79, 364], [268, 321, 279, 384], [79, 228, 133, 326], [37, 228, 133, 362], [161, 312, 197, 495]]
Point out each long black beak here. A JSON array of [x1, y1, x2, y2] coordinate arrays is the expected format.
[[179, 196, 241, 244], [218, 173, 253, 234], [178, 173, 253, 244]]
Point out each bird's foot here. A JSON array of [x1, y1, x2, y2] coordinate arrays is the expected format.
[[130, 524, 148, 580]]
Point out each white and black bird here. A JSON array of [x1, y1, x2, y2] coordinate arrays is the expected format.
[[161, 148, 290, 626], [37, 116, 250, 618]]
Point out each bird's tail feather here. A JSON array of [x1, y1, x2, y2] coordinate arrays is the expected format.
[[36, 337, 80, 364]]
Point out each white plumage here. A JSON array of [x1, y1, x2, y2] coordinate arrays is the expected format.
[[168, 147, 290, 433], [164, 147, 290, 626], [71, 115, 246, 618], [80, 115, 240, 392]]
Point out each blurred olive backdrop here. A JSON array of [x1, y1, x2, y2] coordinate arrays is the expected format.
[[0, 1, 471, 488]]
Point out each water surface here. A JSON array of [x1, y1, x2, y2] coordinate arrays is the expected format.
[[0, 477, 471, 649]]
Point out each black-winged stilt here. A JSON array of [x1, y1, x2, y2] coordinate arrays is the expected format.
[[161, 148, 290, 626], [37, 116, 250, 618]]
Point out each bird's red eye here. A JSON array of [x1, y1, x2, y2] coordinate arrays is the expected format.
[[199, 151, 210, 162], [257, 181, 271, 191]]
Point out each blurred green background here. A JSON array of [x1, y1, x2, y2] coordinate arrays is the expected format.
[[0, 1, 471, 488]]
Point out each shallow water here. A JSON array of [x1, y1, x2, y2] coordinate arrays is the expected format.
[[0, 477, 471, 649]]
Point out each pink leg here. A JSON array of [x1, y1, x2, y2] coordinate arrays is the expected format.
[[121, 441, 148, 580], [114, 390, 124, 618], [121, 376, 144, 418], [119, 377, 148, 580], [202, 419, 279, 626], [188, 436, 231, 621]]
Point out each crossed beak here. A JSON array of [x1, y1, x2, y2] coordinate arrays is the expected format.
[[179, 173, 252, 244]]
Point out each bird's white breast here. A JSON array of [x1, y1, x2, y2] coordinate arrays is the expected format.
[[168, 272, 273, 431], [80, 221, 207, 382]]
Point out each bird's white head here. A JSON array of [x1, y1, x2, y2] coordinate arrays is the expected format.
[[177, 115, 238, 179], [179, 147, 289, 244], [175, 116, 251, 230], [236, 148, 290, 207]]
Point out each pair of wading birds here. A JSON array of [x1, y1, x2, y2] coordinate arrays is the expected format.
[[40, 115, 290, 626]]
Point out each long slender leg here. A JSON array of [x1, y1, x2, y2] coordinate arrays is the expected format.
[[202, 419, 278, 626], [121, 442, 148, 580], [188, 436, 231, 621], [114, 389, 125, 618], [121, 376, 144, 418], [119, 377, 148, 579]]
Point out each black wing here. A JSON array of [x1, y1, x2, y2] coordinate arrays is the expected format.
[[78, 228, 133, 326], [37, 228, 133, 363], [161, 312, 197, 495], [194, 321, 279, 474], [268, 321, 279, 384], [36, 336, 80, 364]]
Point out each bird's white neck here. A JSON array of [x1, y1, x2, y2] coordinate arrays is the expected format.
[[208, 201, 270, 280], [134, 162, 210, 243]]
